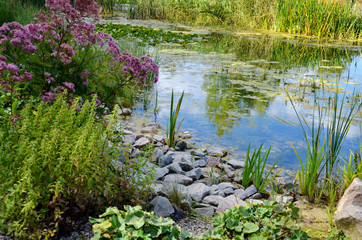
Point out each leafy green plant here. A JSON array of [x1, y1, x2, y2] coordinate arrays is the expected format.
[[166, 90, 184, 147], [242, 143, 283, 192], [199, 201, 308, 240], [0, 94, 155, 238], [90, 205, 193, 239], [341, 142, 362, 188]]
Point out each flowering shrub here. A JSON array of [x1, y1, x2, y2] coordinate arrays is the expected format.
[[0, 0, 158, 117]]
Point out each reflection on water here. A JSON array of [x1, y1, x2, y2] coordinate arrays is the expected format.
[[131, 31, 362, 170]]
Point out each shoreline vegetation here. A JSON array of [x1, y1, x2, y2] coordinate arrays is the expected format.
[[126, 0, 362, 40]]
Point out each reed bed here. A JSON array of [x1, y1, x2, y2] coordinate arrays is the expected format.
[[128, 0, 362, 39]]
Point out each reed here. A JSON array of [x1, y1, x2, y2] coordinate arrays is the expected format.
[[166, 90, 184, 147], [128, 0, 362, 39]]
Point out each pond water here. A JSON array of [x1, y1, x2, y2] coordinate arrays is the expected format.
[[119, 20, 362, 171]]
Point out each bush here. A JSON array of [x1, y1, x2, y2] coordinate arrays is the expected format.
[[200, 201, 308, 240], [90, 205, 193, 240], [0, 0, 158, 119], [0, 94, 154, 239]]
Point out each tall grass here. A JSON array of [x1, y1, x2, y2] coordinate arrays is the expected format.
[[128, 0, 362, 39], [166, 90, 184, 147], [0, 0, 44, 25]]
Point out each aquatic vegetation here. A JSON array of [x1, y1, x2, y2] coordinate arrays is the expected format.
[[128, 0, 362, 39], [166, 90, 184, 147], [96, 22, 200, 46], [0, 0, 43, 25], [242, 143, 282, 192]]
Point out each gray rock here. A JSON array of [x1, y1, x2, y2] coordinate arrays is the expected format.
[[151, 183, 164, 196], [185, 168, 202, 180], [193, 159, 207, 168], [152, 135, 165, 143], [235, 185, 257, 200], [131, 148, 142, 158], [225, 168, 235, 179], [140, 126, 157, 134], [155, 167, 169, 180], [216, 195, 247, 214], [122, 135, 135, 145], [150, 196, 174, 217], [233, 169, 243, 183], [218, 188, 234, 197], [190, 150, 206, 157], [206, 156, 220, 167], [152, 148, 164, 163], [146, 122, 162, 129], [334, 178, 362, 240], [209, 185, 219, 195], [176, 141, 187, 151], [133, 137, 150, 148], [195, 207, 215, 219], [163, 174, 193, 185], [248, 193, 263, 200], [203, 195, 224, 206], [217, 182, 237, 191], [227, 160, 245, 169], [158, 154, 173, 167], [218, 163, 234, 171], [167, 162, 185, 174], [283, 196, 294, 203], [188, 183, 210, 202], [201, 167, 220, 179], [141, 161, 156, 173], [208, 147, 227, 157]]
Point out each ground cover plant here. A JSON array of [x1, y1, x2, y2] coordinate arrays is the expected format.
[[92, 201, 309, 240], [127, 0, 362, 39], [96, 22, 200, 46]]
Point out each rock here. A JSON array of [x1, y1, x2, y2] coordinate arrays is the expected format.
[[131, 148, 142, 158], [233, 169, 243, 183], [133, 137, 150, 148], [158, 154, 173, 167], [146, 122, 162, 129], [140, 126, 157, 134], [216, 195, 247, 214], [247, 199, 263, 205], [188, 183, 210, 202], [225, 169, 235, 179], [152, 148, 164, 163], [235, 185, 257, 200], [217, 182, 237, 191], [151, 183, 164, 196], [163, 174, 193, 185], [122, 130, 134, 135], [208, 147, 227, 157], [193, 159, 207, 168], [179, 131, 192, 139], [185, 168, 202, 180], [218, 188, 234, 197], [152, 135, 165, 143], [227, 160, 245, 169], [118, 108, 132, 116], [201, 167, 220, 179], [141, 161, 156, 173], [203, 195, 224, 206], [248, 193, 263, 200], [195, 207, 215, 218], [206, 156, 220, 167], [218, 163, 234, 171], [334, 178, 362, 239], [173, 154, 193, 171], [190, 150, 206, 157], [176, 141, 187, 151], [155, 167, 169, 180], [122, 135, 135, 145], [150, 196, 174, 217], [167, 162, 185, 174], [283, 196, 294, 203]]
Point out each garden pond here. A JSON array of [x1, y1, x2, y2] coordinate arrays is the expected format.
[[104, 17, 362, 171]]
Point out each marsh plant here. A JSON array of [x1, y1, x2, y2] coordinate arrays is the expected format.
[[166, 90, 184, 147], [242, 143, 282, 192]]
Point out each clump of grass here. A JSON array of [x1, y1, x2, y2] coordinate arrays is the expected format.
[[0, 0, 44, 25], [242, 143, 283, 192], [166, 90, 184, 147]]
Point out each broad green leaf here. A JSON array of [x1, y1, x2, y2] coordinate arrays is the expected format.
[[125, 211, 145, 229], [243, 222, 259, 233], [100, 207, 120, 217]]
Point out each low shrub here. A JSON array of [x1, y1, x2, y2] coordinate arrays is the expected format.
[[90, 205, 193, 239], [200, 201, 308, 240], [0, 94, 155, 239]]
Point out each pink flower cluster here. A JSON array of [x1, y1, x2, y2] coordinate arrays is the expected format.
[[0, 0, 159, 108], [0, 60, 32, 92]]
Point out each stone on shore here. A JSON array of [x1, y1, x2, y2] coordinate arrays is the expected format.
[[216, 194, 247, 214], [187, 183, 210, 202], [163, 174, 193, 185], [150, 196, 175, 217]]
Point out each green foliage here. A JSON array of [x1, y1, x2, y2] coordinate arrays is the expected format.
[[0, 95, 155, 238], [129, 0, 362, 39], [242, 143, 283, 192], [96, 23, 200, 46], [341, 142, 362, 188], [0, 0, 42, 25], [167, 90, 184, 147], [199, 201, 308, 240], [90, 205, 193, 239]]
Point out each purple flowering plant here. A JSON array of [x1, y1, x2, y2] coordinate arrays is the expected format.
[[0, 0, 159, 117]]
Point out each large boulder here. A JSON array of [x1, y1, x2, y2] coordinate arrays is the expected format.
[[334, 178, 362, 239], [150, 196, 175, 217]]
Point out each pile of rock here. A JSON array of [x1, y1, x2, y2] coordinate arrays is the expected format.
[[117, 121, 294, 219]]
